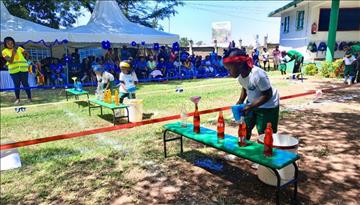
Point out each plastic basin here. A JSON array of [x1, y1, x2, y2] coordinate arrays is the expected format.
[[257, 134, 299, 186]]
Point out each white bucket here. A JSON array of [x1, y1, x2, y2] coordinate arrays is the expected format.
[[126, 99, 143, 122], [1, 148, 22, 171], [257, 134, 299, 186]]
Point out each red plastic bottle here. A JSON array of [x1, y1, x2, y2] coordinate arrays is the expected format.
[[238, 117, 247, 147], [193, 103, 200, 133], [217, 111, 225, 139], [264, 122, 273, 157]]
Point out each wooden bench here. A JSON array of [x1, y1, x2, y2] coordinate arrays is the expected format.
[[163, 122, 300, 205], [88, 99, 129, 125], [65, 88, 89, 101]]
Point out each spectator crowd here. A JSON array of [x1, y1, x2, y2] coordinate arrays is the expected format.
[[4, 45, 229, 88]]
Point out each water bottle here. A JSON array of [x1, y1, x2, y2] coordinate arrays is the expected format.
[[180, 104, 188, 128], [217, 111, 225, 139], [264, 123, 273, 157], [193, 103, 200, 133], [238, 116, 247, 147]]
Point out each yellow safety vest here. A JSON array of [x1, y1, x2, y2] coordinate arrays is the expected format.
[[1, 47, 29, 74]]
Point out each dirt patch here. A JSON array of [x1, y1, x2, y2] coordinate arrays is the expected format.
[[115, 85, 360, 205]]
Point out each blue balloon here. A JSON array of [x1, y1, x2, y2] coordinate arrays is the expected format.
[[172, 42, 180, 51], [141, 41, 146, 46], [131, 41, 137, 47], [153, 43, 160, 51], [64, 55, 71, 63], [63, 39, 68, 44], [101, 40, 111, 49]]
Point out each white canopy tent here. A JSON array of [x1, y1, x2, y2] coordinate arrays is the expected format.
[[0, 2, 68, 43], [65, 0, 179, 45], [0, 1, 68, 89]]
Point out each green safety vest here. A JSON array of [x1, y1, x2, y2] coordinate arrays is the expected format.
[[2, 47, 29, 74]]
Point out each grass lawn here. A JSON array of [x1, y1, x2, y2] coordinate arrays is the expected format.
[[1, 72, 353, 204]]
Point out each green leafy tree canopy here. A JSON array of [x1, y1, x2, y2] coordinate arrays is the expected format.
[[196, 41, 203, 46], [180, 37, 189, 47], [3, 0, 183, 29]]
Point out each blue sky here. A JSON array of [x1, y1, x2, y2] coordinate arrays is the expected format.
[[75, 1, 291, 46]]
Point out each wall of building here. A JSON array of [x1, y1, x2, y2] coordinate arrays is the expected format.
[[279, 1, 360, 61], [307, 1, 360, 59]]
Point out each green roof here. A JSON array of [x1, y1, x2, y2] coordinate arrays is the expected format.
[[268, 0, 304, 17]]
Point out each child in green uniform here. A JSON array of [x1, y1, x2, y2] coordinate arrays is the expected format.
[[279, 51, 288, 75], [223, 48, 280, 140]]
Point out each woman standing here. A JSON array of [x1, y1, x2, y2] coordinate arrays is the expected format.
[[2, 37, 32, 104], [272, 46, 281, 70]]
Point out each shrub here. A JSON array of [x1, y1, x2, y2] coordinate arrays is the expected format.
[[320, 59, 344, 78], [320, 61, 331, 78], [303, 64, 318, 75], [333, 59, 344, 77]]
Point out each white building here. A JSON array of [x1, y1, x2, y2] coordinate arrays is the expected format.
[[269, 0, 360, 61]]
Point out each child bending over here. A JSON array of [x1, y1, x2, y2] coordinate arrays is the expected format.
[[343, 51, 356, 85], [93, 63, 115, 91]]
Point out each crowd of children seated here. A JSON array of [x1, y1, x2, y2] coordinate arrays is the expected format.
[[27, 46, 229, 87], [6, 43, 358, 88], [128, 47, 228, 80]]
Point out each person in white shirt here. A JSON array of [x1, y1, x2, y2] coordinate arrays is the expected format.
[[262, 48, 270, 71], [223, 48, 280, 139], [343, 51, 356, 85], [93, 63, 115, 91], [119, 61, 138, 103]]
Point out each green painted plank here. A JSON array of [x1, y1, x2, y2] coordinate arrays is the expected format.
[[164, 122, 300, 169], [89, 99, 128, 109], [66, 88, 89, 95]]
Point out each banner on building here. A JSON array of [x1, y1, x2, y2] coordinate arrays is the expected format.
[[212, 21, 231, 45]]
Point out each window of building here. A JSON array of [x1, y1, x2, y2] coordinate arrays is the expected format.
[[79, 47, 103, 61], [296, 11, 305, 30], [318, 8, 360, 31], [283, 16, 290, 33], [27, 48, 51, 62]]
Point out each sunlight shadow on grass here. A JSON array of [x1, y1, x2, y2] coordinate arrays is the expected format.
[[21, 147, 81, 165]]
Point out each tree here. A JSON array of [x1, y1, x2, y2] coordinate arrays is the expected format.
[[2, 0, 183, 29], [114, 0, 184, 30], [3, 0, 84, 29], [180, 37, 189, 47], [196, 41, 203, 46]]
